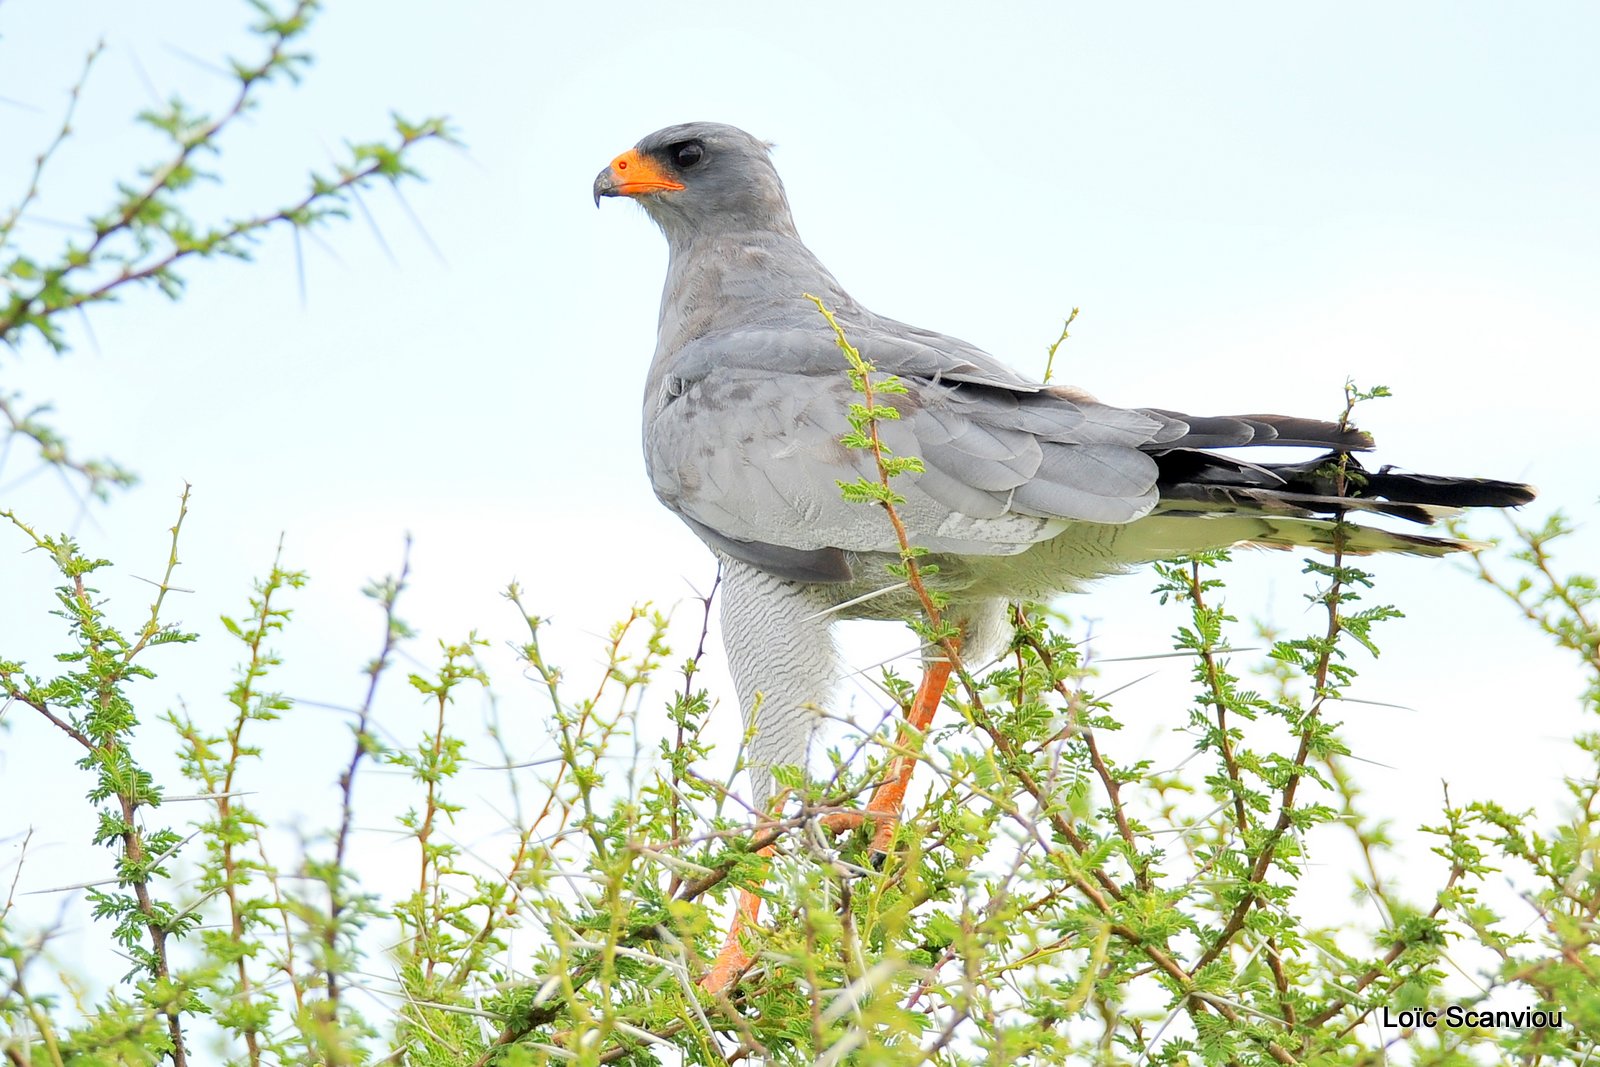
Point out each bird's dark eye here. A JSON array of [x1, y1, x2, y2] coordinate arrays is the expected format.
[[672, 141, 704, 168]]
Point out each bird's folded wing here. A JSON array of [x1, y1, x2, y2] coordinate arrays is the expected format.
[[647, 353, 1186, 577]]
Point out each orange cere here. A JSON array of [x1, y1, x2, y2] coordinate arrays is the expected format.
[[607, 149, 685, 195]]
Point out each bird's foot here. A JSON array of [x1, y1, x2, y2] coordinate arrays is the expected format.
[[819, 801, 900, 867], [864, 790, 903, 864], [818, 810, 866, 834]]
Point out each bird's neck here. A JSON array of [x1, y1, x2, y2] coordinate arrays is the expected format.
[[656, 229, 850, 352]]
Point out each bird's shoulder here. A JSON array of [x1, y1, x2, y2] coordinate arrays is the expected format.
[[657, 303, 1046, 397]]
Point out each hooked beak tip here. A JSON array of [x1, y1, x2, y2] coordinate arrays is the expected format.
[[593, 166, 619, 208]]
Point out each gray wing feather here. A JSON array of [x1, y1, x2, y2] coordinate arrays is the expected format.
[[1010, 445, 1160, 523], [917, 405, 1035, 463], [909, 464, 1011, 519], [649, 369, 886, 553], [923, 434, 1041, 492]]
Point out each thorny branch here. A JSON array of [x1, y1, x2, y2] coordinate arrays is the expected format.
[[327, 539, 412, 1008]]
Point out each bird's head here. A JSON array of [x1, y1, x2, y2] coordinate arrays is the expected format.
[[593, 121, 797, 242]]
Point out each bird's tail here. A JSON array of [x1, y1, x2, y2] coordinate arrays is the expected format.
[[1152, 451, 1533, 523], [1128, 450, 1535, 560], [962, 452, 1533, 599]]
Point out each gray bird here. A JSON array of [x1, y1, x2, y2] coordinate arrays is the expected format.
[[595, 120, 1533, 819]]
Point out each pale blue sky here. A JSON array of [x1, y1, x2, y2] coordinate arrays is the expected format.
[[2, 0, 1597, 987]]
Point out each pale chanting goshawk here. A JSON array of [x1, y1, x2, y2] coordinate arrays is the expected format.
[[594, 121, 1534, 989]]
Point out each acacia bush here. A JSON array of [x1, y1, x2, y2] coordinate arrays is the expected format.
[[5, 472, 1598, 1066], [3, 4, 1598, 1065]]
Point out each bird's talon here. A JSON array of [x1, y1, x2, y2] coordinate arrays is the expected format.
[[868, 818, 899, 858]]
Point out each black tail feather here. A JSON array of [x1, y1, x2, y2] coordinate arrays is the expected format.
[[1155, 451, 1535, 523], [1366, 465, 1537, 509]]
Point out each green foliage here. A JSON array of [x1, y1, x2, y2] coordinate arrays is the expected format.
[[810, 292, 952, 621], [4, 412, 1598, 1063], [0, 0, 454, 501], [2, 507, 1575, 1064], [809, 292, 928, 507], [1039, 307, 1079, 386]]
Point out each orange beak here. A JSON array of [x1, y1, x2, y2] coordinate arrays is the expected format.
[[593, 149, 685, 205]]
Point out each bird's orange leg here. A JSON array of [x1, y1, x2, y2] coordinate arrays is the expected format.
[[862, 654, 955, 856], [705, 648, 955, 992], [817, 651, 955, 848], [700, 844, 773, 993]]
